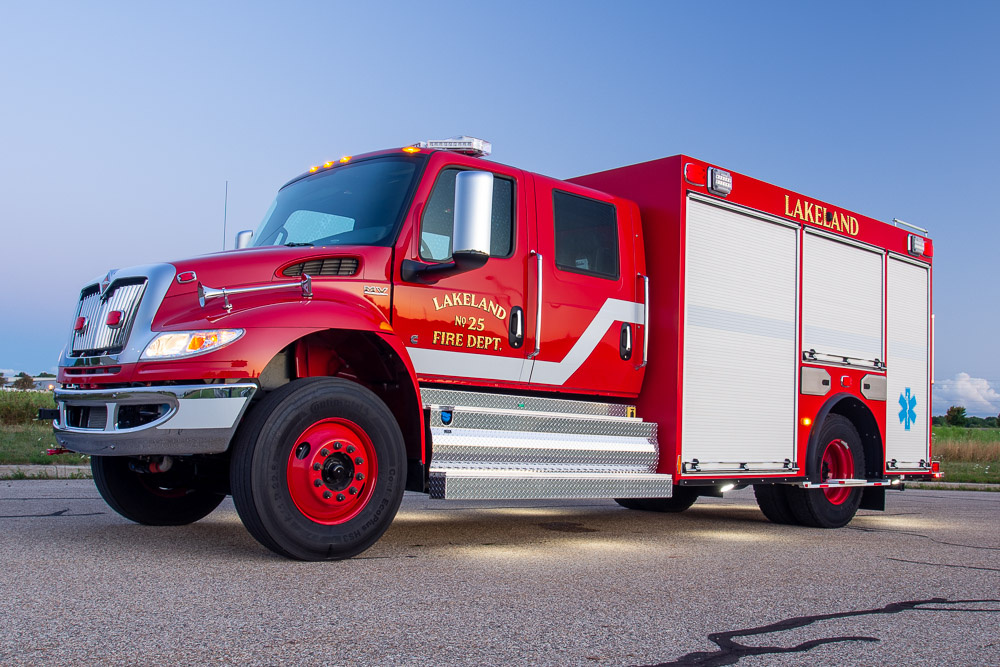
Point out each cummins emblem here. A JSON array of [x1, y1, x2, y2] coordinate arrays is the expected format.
[[363, 285, 388, 296]]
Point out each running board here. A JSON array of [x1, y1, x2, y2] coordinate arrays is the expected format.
[[429, 468, 675, 500], [421, 388, 667, 500]]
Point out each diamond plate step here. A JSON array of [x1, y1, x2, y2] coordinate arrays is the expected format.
[[421, 388, 635, 418], [431, 428, 657, 468], [429, 468, 674, 500]]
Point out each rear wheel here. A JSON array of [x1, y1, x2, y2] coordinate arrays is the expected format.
[[787, 414, 865, 528], [92, 456, 225, 526], [753, 483, 798, 525], [230, 377, 406, 560], [615, 485, 699, 513]]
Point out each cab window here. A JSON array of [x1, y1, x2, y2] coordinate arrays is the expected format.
[[553, 190, 619, 279], [419, 168, 514, 262]]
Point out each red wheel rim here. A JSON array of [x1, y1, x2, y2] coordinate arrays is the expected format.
[[820, 438, 854, 505], [286, 418, 378, 525]]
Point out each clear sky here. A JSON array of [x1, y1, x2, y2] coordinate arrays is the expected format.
[[1, 1, 997, 415]]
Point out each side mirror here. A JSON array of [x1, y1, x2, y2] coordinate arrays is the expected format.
[[452, 170, 493, 263], [235, 230, 253, 249], [401, 170, 495, 283]]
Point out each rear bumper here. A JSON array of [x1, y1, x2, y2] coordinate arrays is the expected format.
[[53, 383, 257, 456]]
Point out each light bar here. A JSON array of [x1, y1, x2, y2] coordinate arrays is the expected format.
[[707, 167, 732, 196], [414, 136, 492, 157]]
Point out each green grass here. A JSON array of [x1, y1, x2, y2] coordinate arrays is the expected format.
[[0, 391, 55, 425], [932, 426, 1000, 484], [0, 422, 88, 466]]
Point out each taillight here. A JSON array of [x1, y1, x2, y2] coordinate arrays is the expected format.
[[73, 316, 87, 332], [106, 310, 124, 328]]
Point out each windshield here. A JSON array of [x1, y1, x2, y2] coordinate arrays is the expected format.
[[252, 156, 424, 247]]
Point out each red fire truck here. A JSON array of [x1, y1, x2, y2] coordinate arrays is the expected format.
[[51, 137, 937, 559]]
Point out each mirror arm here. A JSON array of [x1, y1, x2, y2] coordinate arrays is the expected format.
[[400, 251, 488, 284]]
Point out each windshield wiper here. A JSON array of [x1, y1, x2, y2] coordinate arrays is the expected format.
[[284, 242, 314, 247]]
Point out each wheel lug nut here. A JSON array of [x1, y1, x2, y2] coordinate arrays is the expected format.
[[334, 442, 342, 450], [312, 463, 321, 471], [313, 479, 322, 487], [336, 493, 345, 502], [323, 491, 332, 499], [346, 445, 356, 453], [355, 457, 364, 465], [349, 487, 357, 495], [355, 473, 365, 481], [320, 448, 329, 457]]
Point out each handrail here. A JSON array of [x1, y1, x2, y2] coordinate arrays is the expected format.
[[528, 251, 542, 359]]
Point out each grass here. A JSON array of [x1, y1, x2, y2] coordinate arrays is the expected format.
[[0, 391, 55, 425], [0, 422, 88, 466], [932, 426, 1000, 484]]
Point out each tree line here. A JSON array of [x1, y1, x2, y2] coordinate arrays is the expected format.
[[931, 405, 999, 428], [0, 371, 56, 391]]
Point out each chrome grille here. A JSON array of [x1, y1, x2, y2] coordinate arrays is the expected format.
[[71, 280, 147, 356]]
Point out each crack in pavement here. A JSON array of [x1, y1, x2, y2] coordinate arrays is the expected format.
[[848, 525, 1000, 551], [887, 557, 1000, 573], [641, 598, 1000, 667], [0, 508, 105, 518]]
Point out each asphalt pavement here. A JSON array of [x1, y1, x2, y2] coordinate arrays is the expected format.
[[1, 482, 997, 666]]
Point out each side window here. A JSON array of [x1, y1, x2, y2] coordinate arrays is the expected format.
[[553, 190, 619, 279], [419, 168, 514, 261]]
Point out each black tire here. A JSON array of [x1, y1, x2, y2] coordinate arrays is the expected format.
[[753, 483, 799, 525], [615, 485, 699, 513], [787, 414, 865, 528], [230, 377, 406, 560], [91, 456, 225, 526]]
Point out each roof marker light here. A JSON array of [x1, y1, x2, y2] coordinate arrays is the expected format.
[[707, 167, 733, 196], [402, 146, 421, 154], [323, 161, 334, 168], [339, 156, 352, 163], [309, 166, 319, 172]]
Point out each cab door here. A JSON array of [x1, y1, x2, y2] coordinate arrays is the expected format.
[[528, 181, 644, 396], [393, 158, 535, 387]]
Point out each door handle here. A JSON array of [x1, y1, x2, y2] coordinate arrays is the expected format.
[[620, 322, 632, 361], [509, 306, 524, 349], [528, 250, 542, 359]]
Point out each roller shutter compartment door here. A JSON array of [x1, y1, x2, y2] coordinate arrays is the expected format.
[[802, 232, 884, 366], [886, 257, 930, 468], [681, 198, 798, 471]]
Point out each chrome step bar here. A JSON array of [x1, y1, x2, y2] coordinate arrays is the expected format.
[[421, 388, 672, 501]]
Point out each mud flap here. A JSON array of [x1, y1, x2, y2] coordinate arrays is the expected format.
[[860, 486, 885, 511]]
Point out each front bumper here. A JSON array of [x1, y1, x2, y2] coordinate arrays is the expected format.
[[53, 383, 257, 456]]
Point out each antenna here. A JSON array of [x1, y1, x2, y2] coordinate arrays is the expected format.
[[222, 180, 229, 250]]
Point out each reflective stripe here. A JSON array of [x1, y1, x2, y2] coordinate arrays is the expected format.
[[408, 298, 643, 385]]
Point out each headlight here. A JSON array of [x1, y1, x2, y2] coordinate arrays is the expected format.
[[141, 329, 244, 360]]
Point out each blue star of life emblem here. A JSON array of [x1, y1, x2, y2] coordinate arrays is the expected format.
[[898, 388, 917, 431]]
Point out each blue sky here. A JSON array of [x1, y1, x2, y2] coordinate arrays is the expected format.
[[1, 1, 997, 414]]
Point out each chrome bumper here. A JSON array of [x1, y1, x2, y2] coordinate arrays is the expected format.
[[53, 383, 257, 456]]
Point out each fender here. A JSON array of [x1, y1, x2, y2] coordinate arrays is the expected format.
[[136, 295, 419, 387], [806, 392, 884, 482]]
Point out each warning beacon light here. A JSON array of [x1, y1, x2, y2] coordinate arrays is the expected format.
[[414, 136, 492, 157], [707, 167, 733, 196]]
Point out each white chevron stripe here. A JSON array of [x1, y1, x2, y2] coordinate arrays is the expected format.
[[407, 298, 643, 386]]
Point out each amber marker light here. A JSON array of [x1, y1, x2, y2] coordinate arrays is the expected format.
[[402, 146, 421, 153], [309, 166, 319, 172], [801, 417, 813, 427], [323, 161, 334, 168], [339, 156, 352, 163]]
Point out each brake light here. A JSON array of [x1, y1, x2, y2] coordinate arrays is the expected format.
[[73, 316, 87, 332], [106, 310, 124, 328]]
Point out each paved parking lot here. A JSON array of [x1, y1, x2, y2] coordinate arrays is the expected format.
[[1, 481, 997, 666]]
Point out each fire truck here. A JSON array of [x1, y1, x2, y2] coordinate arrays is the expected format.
[[50, 137, 937, 560]]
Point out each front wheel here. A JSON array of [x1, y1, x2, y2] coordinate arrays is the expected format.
[[92, 456, 225, 526], [230, 378, 406, 560], [787, 414, 865, 528]]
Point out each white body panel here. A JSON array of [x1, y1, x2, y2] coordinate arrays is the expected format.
[[886, 256, 931, 467], [681, 198, 798, 470], [802, 232, 884, 365]]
